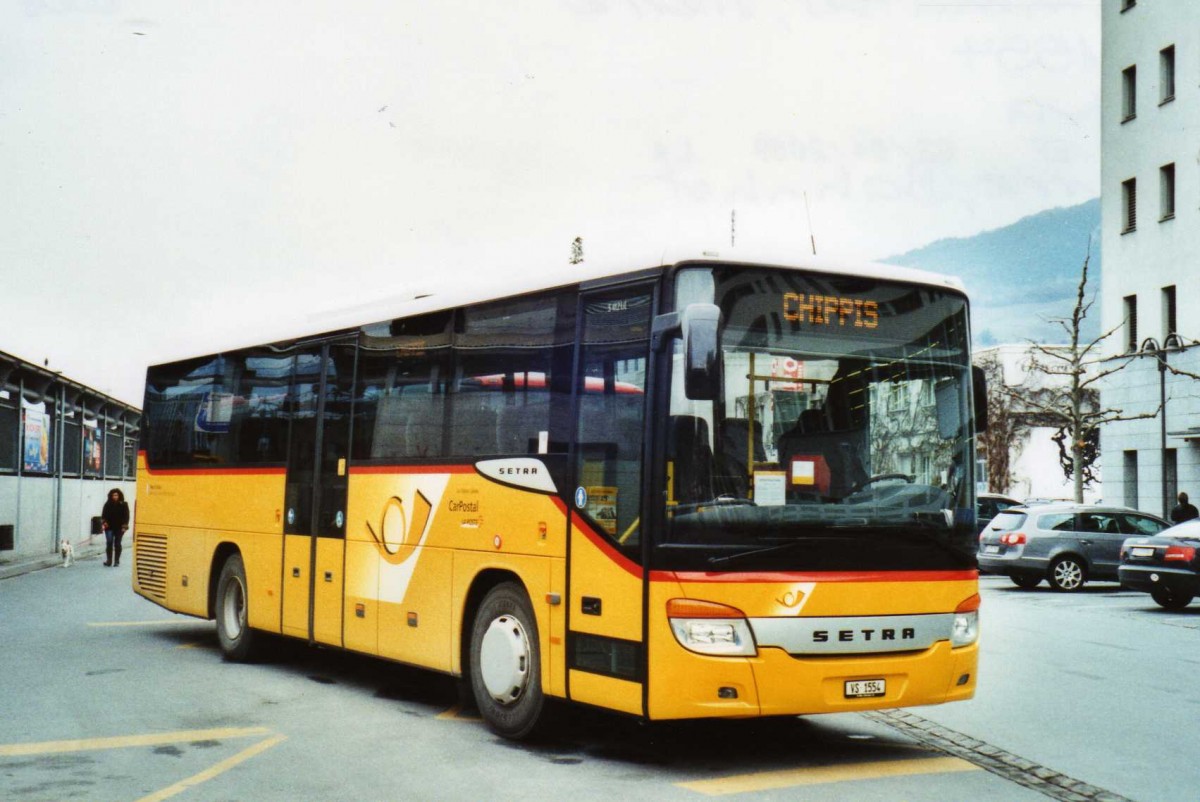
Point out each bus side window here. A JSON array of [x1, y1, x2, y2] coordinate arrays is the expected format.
[[451, 291, 574, 459], [354, 313, 452, 462]]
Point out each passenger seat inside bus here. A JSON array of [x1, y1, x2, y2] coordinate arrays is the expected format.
[[716, 417, 763, 499]]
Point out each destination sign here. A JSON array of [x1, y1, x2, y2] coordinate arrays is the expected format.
[[782, 293, 879, 329]]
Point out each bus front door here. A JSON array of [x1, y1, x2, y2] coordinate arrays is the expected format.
[[281, 338, 354, 646], [567, 284, 653, 716]]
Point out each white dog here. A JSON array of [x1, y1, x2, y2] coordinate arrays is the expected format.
[[60, 540, 74, 568]]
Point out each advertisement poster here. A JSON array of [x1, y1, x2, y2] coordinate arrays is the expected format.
[[22, 410, 51, 473], [586, 486, 618, 536], [84, 424, 102, 476]]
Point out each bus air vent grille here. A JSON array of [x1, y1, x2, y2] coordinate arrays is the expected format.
[[135, 533, 168, 602]]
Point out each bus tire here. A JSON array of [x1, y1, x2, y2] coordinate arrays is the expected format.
[[215, 553, 259, 662], [469, 582, 545, 739]]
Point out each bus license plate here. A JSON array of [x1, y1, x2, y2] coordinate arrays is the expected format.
[[845, 679, 886, 698]]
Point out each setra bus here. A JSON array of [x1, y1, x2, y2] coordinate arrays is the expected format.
[[133, 255, 985, 738]]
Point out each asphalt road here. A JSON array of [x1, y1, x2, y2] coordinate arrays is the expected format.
[[2, 558, 1194, 801]]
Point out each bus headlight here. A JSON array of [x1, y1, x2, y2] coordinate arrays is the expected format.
[[951, 594, 980, 648], [667, 599, 757, 656]]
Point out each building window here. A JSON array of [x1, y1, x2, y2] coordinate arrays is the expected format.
[[0, 399, 16, 472], [1124, 294, 1138, 352], [1121, 177, 1137, 232], [1163, 285, 1177, 339], [1121, 178, 1137, 232], [1124, 451, 1139, 510], [1160, 163, 1175, 220], [1122, 65, 1137, 121], [1160, 46, 1175, 103]]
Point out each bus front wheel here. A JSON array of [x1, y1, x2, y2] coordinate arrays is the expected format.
[[469, 582, 545, 739], [215, 553, 259, 662]]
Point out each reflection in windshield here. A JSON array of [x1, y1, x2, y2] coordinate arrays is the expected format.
[[662, 266, 977, 571]]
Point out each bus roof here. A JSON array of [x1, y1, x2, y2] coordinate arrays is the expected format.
[[152, 250, 967, 366]]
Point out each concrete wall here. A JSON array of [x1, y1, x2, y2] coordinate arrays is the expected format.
[[1008, 425, 1101, 504], [1100, 347, 1200, 519], [0, 475, 136, 561]]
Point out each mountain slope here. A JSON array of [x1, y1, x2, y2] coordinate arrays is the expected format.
[[886, 198, 1101, 345]]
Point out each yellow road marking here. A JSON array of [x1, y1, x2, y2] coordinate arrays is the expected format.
[[676, 756, 979, 795], [435, 704, 481, 721], [0, 727, 271, 757], [134, 734, 287, 802], [87, 619, 204, 628]]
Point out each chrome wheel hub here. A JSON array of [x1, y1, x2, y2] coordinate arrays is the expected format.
[[479, 614, 531, 704]]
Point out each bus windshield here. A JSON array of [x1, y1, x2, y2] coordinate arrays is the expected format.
[[660, 264, 977, 572]]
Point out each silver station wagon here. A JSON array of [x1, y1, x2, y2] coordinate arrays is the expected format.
[[977, 504, 1169, 591]]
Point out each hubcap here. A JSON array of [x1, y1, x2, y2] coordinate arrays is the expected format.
[[1054, 561, 1083, 590], [479, 614, 531, 704], [222, 578, 245, 640]]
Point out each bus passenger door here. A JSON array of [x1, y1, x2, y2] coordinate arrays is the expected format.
[[567, 284, 653, 716], [282, 338, 355, 645]]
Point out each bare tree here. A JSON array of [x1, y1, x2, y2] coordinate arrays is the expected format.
[[976, 352, 1026, 495], [1018, 249, 1175, 502]]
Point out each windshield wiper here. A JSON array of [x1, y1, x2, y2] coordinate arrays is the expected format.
[[706, 534, 853, 567], [705, 517, 973, 568]]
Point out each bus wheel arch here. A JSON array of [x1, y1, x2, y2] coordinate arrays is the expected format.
[[208, 542, 241, 619], [465, 576, 546, 739]]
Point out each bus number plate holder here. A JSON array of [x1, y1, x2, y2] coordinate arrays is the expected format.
[[844, 679, 886, 699]]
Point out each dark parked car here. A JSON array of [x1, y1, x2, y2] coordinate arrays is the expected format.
[[1119, 519, 1200, 609], [976, 493, 1022, 534], [978, 504, 1170, 591]]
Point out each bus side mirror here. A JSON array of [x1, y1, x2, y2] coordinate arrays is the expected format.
[[972, 365, 988, 434], [681, 303, 722, 401]]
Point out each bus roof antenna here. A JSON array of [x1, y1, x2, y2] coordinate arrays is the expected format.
[[804, 192, 817, 256]]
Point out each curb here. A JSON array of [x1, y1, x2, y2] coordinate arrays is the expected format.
[[0, 542, 109, 580]]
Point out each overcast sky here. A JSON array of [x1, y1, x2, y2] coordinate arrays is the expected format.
[[1, 1, 1101, 406]]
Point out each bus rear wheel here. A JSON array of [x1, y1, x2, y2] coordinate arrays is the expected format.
[[216, 553, 260, 662], [469, 582, 545, 739]]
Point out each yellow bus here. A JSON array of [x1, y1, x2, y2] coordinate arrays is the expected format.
[[133, 256, 984, 738]]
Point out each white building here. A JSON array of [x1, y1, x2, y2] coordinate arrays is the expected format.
[[976, 344, 1102, 504], [0, 350, 139, 563], [1101, 1, 1200, 520]]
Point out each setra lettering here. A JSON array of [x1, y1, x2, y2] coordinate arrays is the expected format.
[[812, 627, 916, 644]]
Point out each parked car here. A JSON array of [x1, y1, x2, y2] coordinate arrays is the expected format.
[[977, 493, 1023, 534], [978, 504, 1170, 591], [1118, 519, 1200, 609]]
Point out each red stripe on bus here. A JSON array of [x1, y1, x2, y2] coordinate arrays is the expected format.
[[574, 517, 643, 578], [651, 570, 979, 584], [141, 465, 286, 477]]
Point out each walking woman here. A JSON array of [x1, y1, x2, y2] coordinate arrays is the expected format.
[[101, 488, 130, 567]]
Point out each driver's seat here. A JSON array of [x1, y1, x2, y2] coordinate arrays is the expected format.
[[777, 411, 867, 500]]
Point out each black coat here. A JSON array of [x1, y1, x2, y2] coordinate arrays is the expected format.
[[102, 499, 130, 531], [1170, 503, 1198, 524]]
